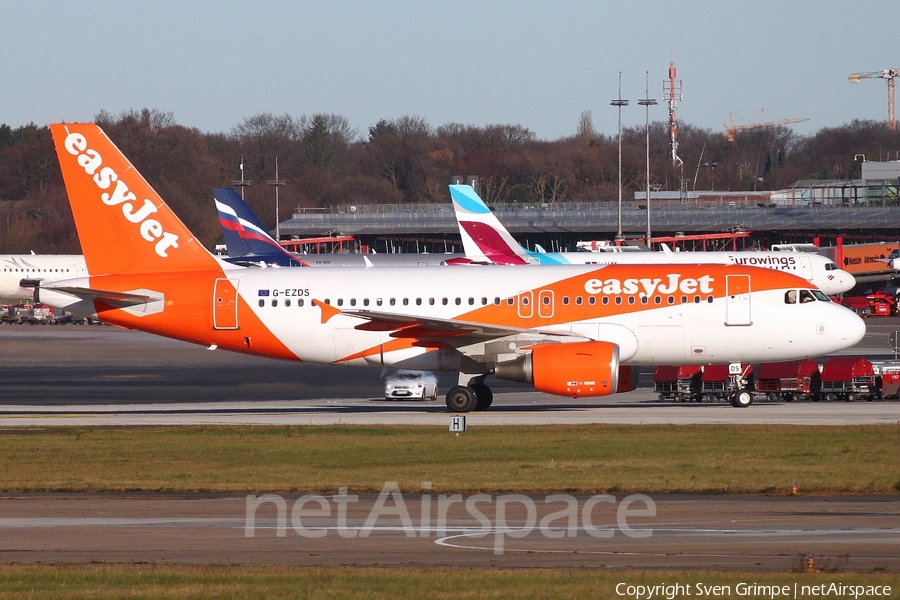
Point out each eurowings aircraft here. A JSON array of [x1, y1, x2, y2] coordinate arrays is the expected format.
[[40, 123, 865, 412], [0, 254, 87, 303], [448, 185, 856, 295]]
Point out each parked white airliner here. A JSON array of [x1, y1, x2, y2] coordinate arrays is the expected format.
[[448, 185, 856, 295], [0, 254, 87, 303], [38, 124, 865, 412]]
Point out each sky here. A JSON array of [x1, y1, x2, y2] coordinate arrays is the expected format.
[[2, 1, 898, 141]]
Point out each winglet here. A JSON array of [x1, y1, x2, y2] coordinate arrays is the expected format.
[[312, 298, 341, 324]]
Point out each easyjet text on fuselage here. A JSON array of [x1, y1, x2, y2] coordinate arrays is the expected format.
[[583, 274, 714, 297]]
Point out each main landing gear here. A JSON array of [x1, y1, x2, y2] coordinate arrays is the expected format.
[[445, 382, 494, 412]]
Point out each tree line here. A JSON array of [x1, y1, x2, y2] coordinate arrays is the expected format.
[[0, 108, 897, 254]]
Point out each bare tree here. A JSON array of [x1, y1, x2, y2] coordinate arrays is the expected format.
[[577, 110, 596, 144]]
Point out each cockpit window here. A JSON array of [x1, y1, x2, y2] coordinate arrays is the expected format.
[[784, 290, 797, 304], [811, 289, 829, 302], [824, 262, 836, 271], [799, 290, 816, 303]]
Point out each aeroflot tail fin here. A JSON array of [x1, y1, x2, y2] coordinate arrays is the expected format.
[[448, 184, 530, 265], [214, 187, 304, 267], [50, 123, 221, 275]]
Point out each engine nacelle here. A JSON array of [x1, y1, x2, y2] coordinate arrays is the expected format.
[[494, 341, 619, 398]]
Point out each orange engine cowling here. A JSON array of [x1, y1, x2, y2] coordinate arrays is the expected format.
[[494, 341, 619, 398]]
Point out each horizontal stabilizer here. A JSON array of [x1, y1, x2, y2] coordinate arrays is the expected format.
[[43, 284, 161, 308]]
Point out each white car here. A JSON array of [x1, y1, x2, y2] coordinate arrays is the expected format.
[[384, 370, 438, 401]]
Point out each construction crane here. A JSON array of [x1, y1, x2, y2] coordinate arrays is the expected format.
[[724, 110, 809, 142], [848, 69, 899, 132]]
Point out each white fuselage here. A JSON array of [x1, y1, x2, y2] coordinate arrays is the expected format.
[[525, 250, 855, 296], [0, 255, 88, 303], [41, 263, 866, 371]]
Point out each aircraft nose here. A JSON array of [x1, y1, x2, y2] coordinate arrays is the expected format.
[[840, 308, 867, 349], [841, 271, 857, 290]]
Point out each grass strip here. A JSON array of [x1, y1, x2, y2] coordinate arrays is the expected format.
[[0, 565, 898, 600], [1, 424, 899, 494]]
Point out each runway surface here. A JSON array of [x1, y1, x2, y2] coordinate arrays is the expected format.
[[2, 322, 899, 572], [0, 493, 897, 571], [2, 322, 900, 425]]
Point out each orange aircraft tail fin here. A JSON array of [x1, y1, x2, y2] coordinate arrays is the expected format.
[[50, 123, 220, 276]]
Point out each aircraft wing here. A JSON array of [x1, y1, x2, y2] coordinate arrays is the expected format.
[[313, 299, 587, 362]]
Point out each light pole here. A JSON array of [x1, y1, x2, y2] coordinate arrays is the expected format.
[[231, 155, 252, 200], [637, 71, 658, 246], [266, 155, 286, 243], [610, 72, 629, 241]]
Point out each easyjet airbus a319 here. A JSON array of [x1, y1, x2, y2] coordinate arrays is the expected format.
[[38, 123, 865, 412]]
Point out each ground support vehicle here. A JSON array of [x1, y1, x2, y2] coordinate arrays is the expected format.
[[755, 359, 821, 402], [700, 364, 755, 407], [653, 365, 703, 402], [819, 357, 878, 401], [871, 361, 900, 399], [840, 292, 894, 316]]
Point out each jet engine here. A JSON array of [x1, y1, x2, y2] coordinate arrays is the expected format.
[[494, 341, 619, 398]]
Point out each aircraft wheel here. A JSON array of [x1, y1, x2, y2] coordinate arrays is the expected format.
[[471, 383, 493, 411], [446, 386, 477, 413], [730, 391, 753, 408]]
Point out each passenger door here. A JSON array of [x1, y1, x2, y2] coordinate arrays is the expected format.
[[725, 274, 751, 326], [213, 278, 239, 330]]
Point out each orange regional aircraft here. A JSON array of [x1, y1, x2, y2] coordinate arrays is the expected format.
[[39, 123, 865, 412]]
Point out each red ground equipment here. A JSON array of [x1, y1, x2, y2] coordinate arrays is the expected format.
[[819, 357, 878, 401], [755, 359, 821, 402], [653, 365, 702, 402], [874, 361, 900, 399], [840, 291, 895, 316]]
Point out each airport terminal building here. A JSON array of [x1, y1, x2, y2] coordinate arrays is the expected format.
[[279, 163, 900, 257]]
